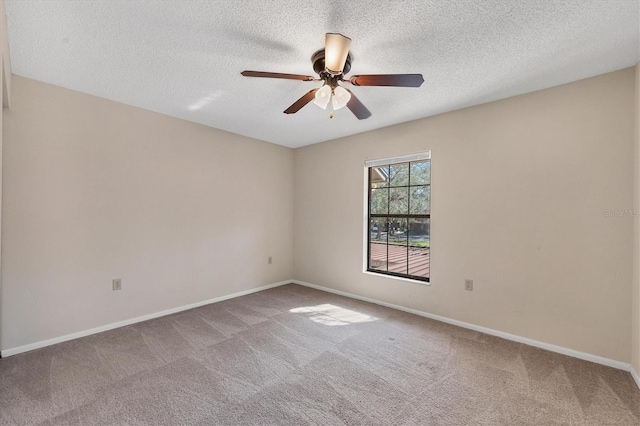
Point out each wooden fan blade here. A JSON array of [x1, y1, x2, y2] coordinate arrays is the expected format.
[[284, 89, 318, 114], [345, 89, 371, 120], [241, 70, 316, 81], [349, 74, 424, 87]]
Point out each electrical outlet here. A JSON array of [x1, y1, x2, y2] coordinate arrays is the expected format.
[[268, 256, 272, 264], [465, 279, 473, 291], [112, 279, 122, 291]]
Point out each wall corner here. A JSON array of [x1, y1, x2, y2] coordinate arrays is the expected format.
[[632, 62, 640, 381], [1, 0, 11, 108]]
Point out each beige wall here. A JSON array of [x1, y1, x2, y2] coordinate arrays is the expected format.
[[0, 56, 3, 353], [294, 68, 635, 363], [1, 76, 294, 351], [633, 63, 640, 374], [0, 60, 2, 351], [0, 0, 9, 351]]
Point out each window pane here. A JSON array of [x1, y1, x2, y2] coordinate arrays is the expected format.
[[408, 218, 430, 247], [388, 217, 407, 246], [369, 218, 387, 271], [408, 218, 430, 278], [370, 218, 386, 243], [389, 163, 409, 187], [387, 218, 407, 275], [370, 188, 388, 214], [389, 187, 408, 215], [369, 242, 388, 271], [410, 161, 430, 185], [409, 185, 430, 214], [370, 166, 389, 188]]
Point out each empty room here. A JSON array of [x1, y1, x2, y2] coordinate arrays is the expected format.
[[1, 0, 639, 424]]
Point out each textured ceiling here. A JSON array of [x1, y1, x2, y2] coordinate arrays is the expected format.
[[5, 0, 640, 148]]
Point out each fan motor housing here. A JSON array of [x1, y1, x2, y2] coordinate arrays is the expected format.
[[312, 49, 352, 77]]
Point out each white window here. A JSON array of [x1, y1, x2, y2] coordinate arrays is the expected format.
[[365, 152, 431, 282]]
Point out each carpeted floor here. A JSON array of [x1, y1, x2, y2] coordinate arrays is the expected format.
[[1, 284, 639, 425]]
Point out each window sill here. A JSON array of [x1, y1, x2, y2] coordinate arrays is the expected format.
[[362, 270, 431, 286]]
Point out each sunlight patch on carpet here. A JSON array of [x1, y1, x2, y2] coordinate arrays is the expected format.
[[289, 304, 378, 326]]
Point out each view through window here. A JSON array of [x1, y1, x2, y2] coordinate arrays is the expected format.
[[367, 157, 430, 282]]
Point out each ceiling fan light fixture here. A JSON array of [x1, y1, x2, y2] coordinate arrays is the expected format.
[[331, 86, 351, 110], [324, 33, 351, 74], [241, 32, 422, 120], [313, 84, 332, 109]]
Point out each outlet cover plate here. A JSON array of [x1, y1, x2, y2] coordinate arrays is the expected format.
[[465, 279, 473, 291]]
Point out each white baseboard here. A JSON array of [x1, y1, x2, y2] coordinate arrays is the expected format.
[[1, 280, 291, 358], [631, 366, 640, 390], [292, 279, 634, 375]]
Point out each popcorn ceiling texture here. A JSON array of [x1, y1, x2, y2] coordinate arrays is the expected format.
[[4, 0, 639, 148]]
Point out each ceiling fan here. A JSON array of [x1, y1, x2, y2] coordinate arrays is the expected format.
[[241, 33, 424, 120]]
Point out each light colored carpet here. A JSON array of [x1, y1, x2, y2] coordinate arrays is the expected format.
[[0, 284, 638, 425]]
